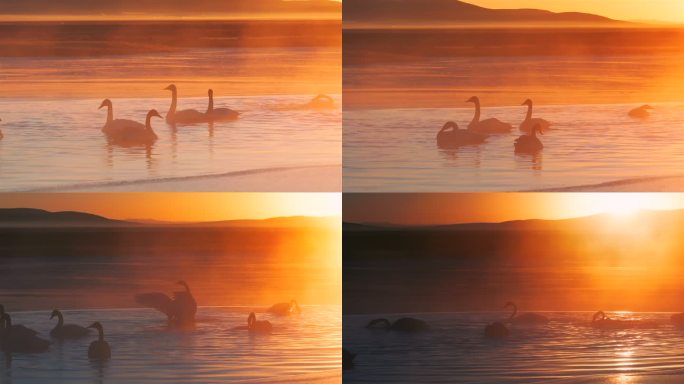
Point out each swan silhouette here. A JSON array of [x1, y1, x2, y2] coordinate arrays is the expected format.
[[591, 311, 656, 330], [306, 94, 336, 109], [99, 99, 147, 135], [268, 300, 301, 316], [437, 121, 487, 149], [629, 105, 653, 119], [247, 312, 272, 333], [87, 322, 111, 360], [365, 318, 428, 332], [466, 96, 513, 134], [514, 123, 544, 153], [671, 313, 684, 328], [0, 305, 38, 340], [106, 109, 160, 147], [505, 302, 549, 325], [206, 89, 239, 122], [164, 84, 209, 125], [484, 321, 509, 338], [519, 99, 551, 133], [49, 309, 90, 339], [343, 348, 356, 369], [135, 280, 197, 327], [1, 313, 51, 353]]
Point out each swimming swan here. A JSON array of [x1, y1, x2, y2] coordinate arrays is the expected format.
[[206, 89, 239, 122], [87, 322, 111, 360], [165, 84, 209, 125], [365, 318, 429, 332], [99, 99, 146, 136], [268, 300, 301, 316], [629, 105, 653, 119], [247, 312, 272, 333], [306, 94, 336, 109], [591, 311, 657, 330], [106, 109, 160, 147], [437, 121, 487, 149], [135, 280, 197, 327], [0, 305, 38, 340], [1, 313, 51, 353], [466, 96, 513, 134], [484, 322, 509, 338], [506, 302, 549, 325], [519, 99, 551, 133], [49, 309, 90, 339], [514, 123, 544, 153]]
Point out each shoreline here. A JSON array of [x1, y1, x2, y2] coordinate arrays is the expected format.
[[24, 165, 342, 192], [528, 174, 684, 192]]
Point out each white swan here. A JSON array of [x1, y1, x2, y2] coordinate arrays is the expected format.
[[99, 99, 147, 136], [466, 96, 513, 134], [514, 123, 544, 153], [506, 302, 549, 325], [164, 84, 209, 125], [519, 99, 551, 133], [437, 121, 487, 149], [106, 109, 160, 147], [206, 89, 239, 122], [629, 105, 653, 119]]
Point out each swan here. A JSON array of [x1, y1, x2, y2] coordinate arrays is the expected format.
[[436, 121, 487, 149], [466, 96, 513, 134], [591, 311, 657, 330], [629, 105, 653, 119], [306, 94, 336, 110], [1, 313, 51, 353], [135, 280, 197, 327], [343, 348, 356, 369], [247, 312, 272, 333], [519, 99, 551, 133], [0, 305, 38, 340], [99, 99, 146, 135], [505, 302, 549, 325], [671, 313, 684, 328], [106, 109, 160, 147], [514, 123, 544, 153], [206, 89, 239, 122], [365, 318, 429, 332], [268, 300, 301, 316], [49, 309, 90, 339], [484, 321, 509, 338], [87, 322, 111, 360], [164, 84, 209, 125]]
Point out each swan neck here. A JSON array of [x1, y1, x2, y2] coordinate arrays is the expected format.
[[471, 100, 481, 124], [106, 104, 113, 124], [56, 311, 64, 327], [168, 90, 177, 116], [98, 326, 105, 341], [207, 93, 214, 113], [526, 103, 533, 121], [509, 304, 517, 320]]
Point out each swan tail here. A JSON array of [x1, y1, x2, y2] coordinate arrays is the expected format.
[[135, 293, 174, 317]]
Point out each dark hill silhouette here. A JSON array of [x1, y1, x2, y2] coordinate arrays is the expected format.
[[0, 208, 129, 227], [0, 0, 340, 16], [345, 0, 627, 25]]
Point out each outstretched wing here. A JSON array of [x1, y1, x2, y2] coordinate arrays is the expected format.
[[135, 293, 174, 318]]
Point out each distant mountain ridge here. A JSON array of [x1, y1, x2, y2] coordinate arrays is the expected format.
[[345, 0, 627, 25]]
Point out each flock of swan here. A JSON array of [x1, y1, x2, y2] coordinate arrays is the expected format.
[[0, 281, 302, 361], [435, 97, 656, 154], [0, 87, 336, 147], [343, 301, 684, 369]]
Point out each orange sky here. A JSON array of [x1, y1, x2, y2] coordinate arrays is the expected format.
[[0, 193, 341, 222], [344, 193, 684, 225], [469, 0, 684, 23]]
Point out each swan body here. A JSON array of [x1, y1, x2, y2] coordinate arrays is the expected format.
[[519, 99, 551, 133], [343, 348, 356, 369], [135, 280, 197, 327], [366, 318, 429, 332], [484, 322, 509, 338], [268, 300, 301, 316], [437, 121, 486, 149], [49, 309, 90, 339], [106, 109, 160, 147], [466, 96, 512, 134], [99, 99, 146, 136], [506, 302, 549, 325], [306, 94, 336, 110], [165, 84, 209, 125], [206, 89, 239, 121], [87, 322, 111, 360], [1, 313, 50, 353], [247, 312, 272, 333], [629, 105, 653, 119], [591, 311, 657, 330], [514, 123, 544, 153]]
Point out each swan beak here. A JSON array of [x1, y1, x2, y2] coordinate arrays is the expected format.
[[164, 85, 174, 91]]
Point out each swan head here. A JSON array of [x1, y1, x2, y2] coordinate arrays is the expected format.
[[87, 322, 104, 332], [465, 96, 479, 104], [50, 309, 60, 320], [208, 89, 214, 96], [147, 109, 162, 119], [522, 99, 533, 107], [176, 280, 189, 290], [98, 99, 112, 110], [504, 301, 515, 309], [641, 104, 654, 110], [164, 84, 177, 92]]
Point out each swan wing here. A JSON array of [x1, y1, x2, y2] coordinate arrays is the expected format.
[[135, 293, 174, 317], [103, 119, 145, 135]]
